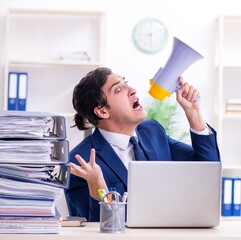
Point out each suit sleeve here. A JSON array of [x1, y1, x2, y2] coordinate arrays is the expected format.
[[141, 119, 220, 162], [168, 124, 220, 162]]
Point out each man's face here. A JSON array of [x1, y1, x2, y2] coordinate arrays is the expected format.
[[100, 73, 147, 130]]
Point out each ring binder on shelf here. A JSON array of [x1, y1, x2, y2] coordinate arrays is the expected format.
[[221, 177, 233, 216], [17, 72, 28, 111], [232, 178, 241, 216], [7, 72, 18, 110]]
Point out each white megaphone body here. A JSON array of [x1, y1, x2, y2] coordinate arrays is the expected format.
[[149, 37, 203, 101]]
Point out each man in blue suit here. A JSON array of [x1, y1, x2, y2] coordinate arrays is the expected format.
[[66, 67, 220, 222]]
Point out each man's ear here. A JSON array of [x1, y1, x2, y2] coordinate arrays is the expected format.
[[94, 106, 110, 119]]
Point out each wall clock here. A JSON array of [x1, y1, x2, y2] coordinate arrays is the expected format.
[[132, 18, 169, 54]]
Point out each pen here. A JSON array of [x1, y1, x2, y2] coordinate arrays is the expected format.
[[122, 192, 128, 203], [108, 187, 114, 202], [98, 189, 112, 210], [98, 189, 108, 203], [108, 187, 117, 202]]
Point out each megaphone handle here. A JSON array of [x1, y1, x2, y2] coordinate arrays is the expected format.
[[175, 85, 200, 102], [174, 84, 181, 92]]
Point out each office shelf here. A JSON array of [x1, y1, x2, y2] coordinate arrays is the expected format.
[[215, 15, 241, 171], [3, 8, 105, 150], [7, 59, 103, 67]]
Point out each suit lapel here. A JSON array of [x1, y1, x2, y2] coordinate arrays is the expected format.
[[137, 129, 158, 160], [90, 128, 128, 187]]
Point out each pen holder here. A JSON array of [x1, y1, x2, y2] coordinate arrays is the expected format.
[[99, 201, 126, 233]]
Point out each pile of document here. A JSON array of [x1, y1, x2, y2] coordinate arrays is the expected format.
[[0, 111, 70, 234]]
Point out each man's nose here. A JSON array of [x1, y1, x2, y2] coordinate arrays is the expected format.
[[129, 86, 137, 96]]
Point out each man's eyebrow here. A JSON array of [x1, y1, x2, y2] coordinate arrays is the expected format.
[[109, 77, 125, 91]]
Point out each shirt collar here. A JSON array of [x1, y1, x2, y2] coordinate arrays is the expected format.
[[98, 128, 137, 150]]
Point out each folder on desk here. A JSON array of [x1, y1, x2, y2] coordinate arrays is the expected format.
[[0, 111, 67, 139], [221, 177, 233, 216], [0, 164, 70, 189], [0, 196, 56, 217], [0, 139, 69, 164], [0, 207, 61, 234], [0, 176, 63, 199], [232, 178, 241, 216], [7, 72, 18, 110], [17, 72, 28, 111]]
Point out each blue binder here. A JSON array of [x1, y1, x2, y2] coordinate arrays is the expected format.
[[17, 72, 28, 111], [232, 178, 241, 216], [7, 72, 18, 110], [221, 177, 233, 216]]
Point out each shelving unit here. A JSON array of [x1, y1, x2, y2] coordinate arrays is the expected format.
[[3, 8, 105, 150], [216, 16, 241, 221], [215, 15, 241, 174]]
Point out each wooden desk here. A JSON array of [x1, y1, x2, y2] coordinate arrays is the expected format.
[[1, 221, 241, 240]]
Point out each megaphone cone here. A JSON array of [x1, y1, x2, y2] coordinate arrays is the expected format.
[[149, 37, 203, 101]]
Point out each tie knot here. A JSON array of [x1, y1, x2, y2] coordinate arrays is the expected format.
[[129, 136, 138, 146]]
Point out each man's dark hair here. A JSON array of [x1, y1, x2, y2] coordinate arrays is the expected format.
[[72, 67, 112, 130]]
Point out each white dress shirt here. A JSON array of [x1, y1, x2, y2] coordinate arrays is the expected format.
[[98, 128, 136, 169]]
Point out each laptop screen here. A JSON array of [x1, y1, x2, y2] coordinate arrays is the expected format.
[[126, 161, 222, 228]]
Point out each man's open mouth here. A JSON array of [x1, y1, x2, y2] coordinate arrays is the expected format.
[[133, 99, 142, 110]]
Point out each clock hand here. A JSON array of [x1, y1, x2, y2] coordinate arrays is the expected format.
[[149, 33, 153, 48], [146, 32, 153, 48]]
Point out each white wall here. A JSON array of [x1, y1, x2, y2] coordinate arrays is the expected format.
[[1, 0, 241, 132]]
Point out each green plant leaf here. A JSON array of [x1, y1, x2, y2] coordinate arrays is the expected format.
[[144, 95, 189, 142]]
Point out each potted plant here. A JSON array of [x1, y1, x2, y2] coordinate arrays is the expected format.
[[144, 95, 189, 143]]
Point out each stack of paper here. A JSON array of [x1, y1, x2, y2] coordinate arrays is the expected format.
[[0, 196, 55, 217], [0, 111, 66, 139], [0, 111, 70, 234], [0, 215, 61, 234]]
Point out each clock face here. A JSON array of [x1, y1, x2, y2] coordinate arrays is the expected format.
[[132, 18, 169, 54]]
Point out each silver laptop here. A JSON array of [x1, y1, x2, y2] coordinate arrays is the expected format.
[[126, 161, 222, 228]]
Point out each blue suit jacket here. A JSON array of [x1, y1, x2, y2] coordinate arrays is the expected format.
[[66, 119, 220, 221]]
